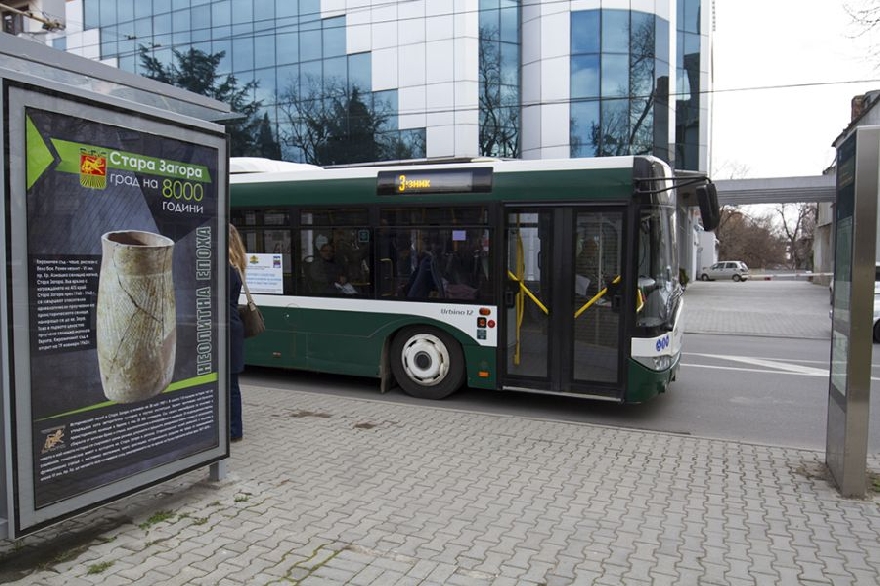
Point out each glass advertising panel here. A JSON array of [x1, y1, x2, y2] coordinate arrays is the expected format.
[[830, 131, 856, 398], [7, 86, 228, 536]]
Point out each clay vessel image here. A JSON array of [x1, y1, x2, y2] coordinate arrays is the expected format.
[[97, 230, 176, 403]]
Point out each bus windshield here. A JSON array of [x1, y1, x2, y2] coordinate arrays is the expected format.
[[637, 202, 679, 330]]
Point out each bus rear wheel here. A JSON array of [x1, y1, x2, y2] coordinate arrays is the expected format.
[[390, 326, 465, 399]]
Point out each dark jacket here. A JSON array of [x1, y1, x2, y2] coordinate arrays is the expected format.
[[229, 263, 245, 374]]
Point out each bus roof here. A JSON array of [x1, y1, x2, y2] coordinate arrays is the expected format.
[[230, 157, 320, 174], [229, 156, 648, 185]]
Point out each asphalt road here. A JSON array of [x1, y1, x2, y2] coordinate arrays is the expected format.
[[675, 279, 880, 453]]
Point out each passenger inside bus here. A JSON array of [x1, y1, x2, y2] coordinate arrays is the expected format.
[[310, 244, 357, 294], [575, 236, 600, 297], [397, 232, 483, 300], [404, 250, 444, 298], [331, 228, 369, 284], [442, 234, 484, 299]]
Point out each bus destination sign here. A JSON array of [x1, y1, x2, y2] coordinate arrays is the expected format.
[[377, 167, 493, 196]]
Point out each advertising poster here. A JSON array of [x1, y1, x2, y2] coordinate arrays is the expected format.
[[22, 105, 224, 511]]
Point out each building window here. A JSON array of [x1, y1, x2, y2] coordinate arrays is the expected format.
[[83, 0, 505, 164], [570, 9, 669, 161], [675, 0, 703, 170], [479, 2, 520, 158]]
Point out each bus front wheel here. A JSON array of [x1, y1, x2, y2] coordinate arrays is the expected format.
[[390, 326, 465, 400]]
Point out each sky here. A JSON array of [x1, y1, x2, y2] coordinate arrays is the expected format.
[[711, 0, 880, 179]]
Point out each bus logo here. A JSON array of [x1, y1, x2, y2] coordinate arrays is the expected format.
[[655, 334, 670, 352]]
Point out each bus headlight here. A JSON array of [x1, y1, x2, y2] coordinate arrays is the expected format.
[[654, 355, 672, 370], [635, 354, 673, 371]]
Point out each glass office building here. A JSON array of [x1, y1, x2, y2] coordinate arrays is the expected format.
[[57, 0, 711, 172]]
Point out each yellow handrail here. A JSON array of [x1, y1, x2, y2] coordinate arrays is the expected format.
[[573, 275, 645, 318], [507, 269, 549, 315], [574, 275, 619, 318], [513, 224, 525, 365]]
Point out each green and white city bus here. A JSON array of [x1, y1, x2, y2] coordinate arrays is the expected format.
[[230, 156, 718, 403]]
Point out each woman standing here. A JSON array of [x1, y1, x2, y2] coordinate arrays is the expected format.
[[228, 224, 246, 442]]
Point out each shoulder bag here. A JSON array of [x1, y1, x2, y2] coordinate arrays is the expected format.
[[238, 270, 265, 338]]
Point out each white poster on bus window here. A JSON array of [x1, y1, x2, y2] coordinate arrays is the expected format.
[[245, 253, 284, 294]]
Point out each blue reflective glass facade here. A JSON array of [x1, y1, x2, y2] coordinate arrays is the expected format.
[[479, 0, 521, 157], [84, 0, 425, 162], [676, 0, 703, 170], [570, 9, 670, 161], [77, 1, 706, 170]]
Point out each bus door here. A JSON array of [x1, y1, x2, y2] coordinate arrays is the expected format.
[[501, 207, 626, 399]]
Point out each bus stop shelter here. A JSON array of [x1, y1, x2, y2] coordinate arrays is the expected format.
[[0, 33, 231, 539]]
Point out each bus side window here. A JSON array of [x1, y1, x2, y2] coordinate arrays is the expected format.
[[237, 227, 294, 295], [386, 231, 415, 297], [297, 227, 372, 297], [377, 223, 397, 296], [300, 252, 320, 294], [442, 229, 489, 300], [405, 251, 445, 299], [333, 228, 371, 292], [390, 227, 492, 302]]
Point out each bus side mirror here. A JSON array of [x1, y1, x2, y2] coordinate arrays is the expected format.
[[696, 183, 720, 231]]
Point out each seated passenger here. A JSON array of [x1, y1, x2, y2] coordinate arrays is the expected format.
[[310, 244, 356, 294], [403, 251, 444, 298]]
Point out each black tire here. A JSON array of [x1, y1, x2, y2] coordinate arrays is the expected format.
[[700, 274, 710, 281], [874, 321, 880, 343], [390, 326, 465, 399], [732, 274, 742, 282]]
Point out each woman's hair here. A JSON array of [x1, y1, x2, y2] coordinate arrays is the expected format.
[[229, 223, 247, 274]]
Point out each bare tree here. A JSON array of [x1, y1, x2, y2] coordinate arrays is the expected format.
[[583, 15, 657, 157], [847, 1, 880, 33], [776, 203, 817, 270], [276, 75, 332, 165], [715, 208, 787, 269], [627, 14, 659, 152], [479, 25, 519, 157], [846, 1, 880, 66], [316, 86, 389, 165], [277, 76, 396, 165], [590, 100, 634, 156], [712, 160, 751, 180]]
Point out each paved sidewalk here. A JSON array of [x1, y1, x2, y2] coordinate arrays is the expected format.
[[2, 384, 879, 585], [3, 279, 879, 585], [682, 280, 832, 339]]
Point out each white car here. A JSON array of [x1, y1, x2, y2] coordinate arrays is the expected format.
[[700, 261, 750, 282]]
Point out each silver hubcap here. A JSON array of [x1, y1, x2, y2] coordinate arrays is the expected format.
[[400, 333, 450, 386]]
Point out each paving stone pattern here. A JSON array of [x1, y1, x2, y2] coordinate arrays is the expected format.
[[2, 280, 879, 585], [682, 280, 832, 339], [2, 386, 879, 585]]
